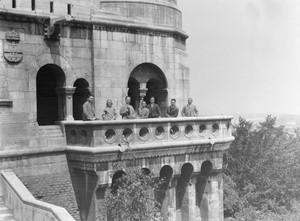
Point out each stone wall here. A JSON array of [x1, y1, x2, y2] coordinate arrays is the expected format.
[[100, 0, 182, 28], [92, 28, 189, 117], [0, 13, 189, 148], [0, 152, 80, 221]]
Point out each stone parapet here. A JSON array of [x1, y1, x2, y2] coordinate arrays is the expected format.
[[100, 0, 182, 28], [63, 115, 234, 149], [1, 170, 75, 221]]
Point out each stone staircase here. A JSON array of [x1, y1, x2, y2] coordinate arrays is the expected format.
[[39, 125, 66, 147], [0, 197, 16, 221]]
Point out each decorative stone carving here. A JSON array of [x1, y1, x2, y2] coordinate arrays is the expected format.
[[3, 30, 23, 63], [44, 24, 61, 41], [55, 87, 76, 121]]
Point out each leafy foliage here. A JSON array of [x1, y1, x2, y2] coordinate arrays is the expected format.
[[99, 164, 163, 221], [224, 115, 300, 219]]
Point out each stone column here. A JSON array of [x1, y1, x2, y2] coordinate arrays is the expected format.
[[187, 176, 198, 221], [139, 82, 147, 106], [55, 91, 65, 122], [55, 86, 76, 121], [95, 185, 108, 221], [167, 177, 178, 221]]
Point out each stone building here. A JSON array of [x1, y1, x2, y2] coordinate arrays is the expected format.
[[0, 0, 234, 221]]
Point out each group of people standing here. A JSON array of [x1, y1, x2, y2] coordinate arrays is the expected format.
[[82, 95, 199, 121]]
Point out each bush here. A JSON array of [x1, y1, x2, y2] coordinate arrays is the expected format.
[[98, 164, 163, 221]]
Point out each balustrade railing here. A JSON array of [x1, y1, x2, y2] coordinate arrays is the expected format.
[[62, 116, 233, 149]]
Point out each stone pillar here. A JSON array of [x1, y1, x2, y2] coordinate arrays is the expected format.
[[55, 90, 65, 122], [209, 173, 223, 221], [95, 185, 108, 221], [55, 86, 76, 121], [187, 176, 198, 221], [196, 172, 223, 221], [139, 83, 147, 106], [167, 177, 178, 221]]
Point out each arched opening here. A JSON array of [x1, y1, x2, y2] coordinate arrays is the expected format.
[[36, 64, 65, 125], [157, 165, 173, 219], [176, 163, 194, 220], [196, 160, 213, 220], [141, 168, 151, 176], [128, 63, 168, 112], [111, 170, 126, 193], [127, 78, 140, 110], [73, 79, 90, 120]]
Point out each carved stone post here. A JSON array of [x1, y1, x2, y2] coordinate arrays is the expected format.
[[55, 90, 65, 122], [139, 83, 147, 106], [55, 86, 76, 121]]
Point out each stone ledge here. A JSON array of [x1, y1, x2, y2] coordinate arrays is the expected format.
[[100, 0, 180, 11], [62, 115, 234, 126], [0, 8, 188, 40], [0, 147, 66, 159], [66, 136, 234, 154]]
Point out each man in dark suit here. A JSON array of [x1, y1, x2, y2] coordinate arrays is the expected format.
[[147, 97, 161, 118], [165, 98, 179, 118]]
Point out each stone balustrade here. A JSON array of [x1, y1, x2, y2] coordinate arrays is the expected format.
[[62, 116, 234, 151], [1, 170, 75, 221]]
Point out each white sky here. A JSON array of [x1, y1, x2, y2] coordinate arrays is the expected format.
[[178, 0, 300, 115]]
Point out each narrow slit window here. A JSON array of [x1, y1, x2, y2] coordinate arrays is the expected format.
[[67, 4, 71, 15], [50, 1, 54, 13], [12, 0, 16, 8], [31, 0, 35, 10]]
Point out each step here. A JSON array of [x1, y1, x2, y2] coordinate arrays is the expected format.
[[0, 207, 10, 214], [39, 125, 63, 137], [0, 213, 14, 220]]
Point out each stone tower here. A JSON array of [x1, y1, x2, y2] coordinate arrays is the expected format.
[[0, 0, 233, 221]]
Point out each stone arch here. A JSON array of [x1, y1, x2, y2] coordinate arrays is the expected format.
[[28, 53, 73, 84], [69, 68, 92, 88], [128, 53, 167, 76], [36, 64, 66, 125], [111, 170, 126, 193], [73, 78, 91, 120], [26, 54, 76, 124], [176, 163, 194, 220], [141, 167, 151, 175], [127, 63, 168, 113], [196, 160, 213, 220]]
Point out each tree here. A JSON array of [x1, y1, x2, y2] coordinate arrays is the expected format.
[[99, 164, 163, 221], [224, 116, 300, 219]]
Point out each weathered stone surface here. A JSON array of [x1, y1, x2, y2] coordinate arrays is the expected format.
[[0, 1, 228, 220]]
